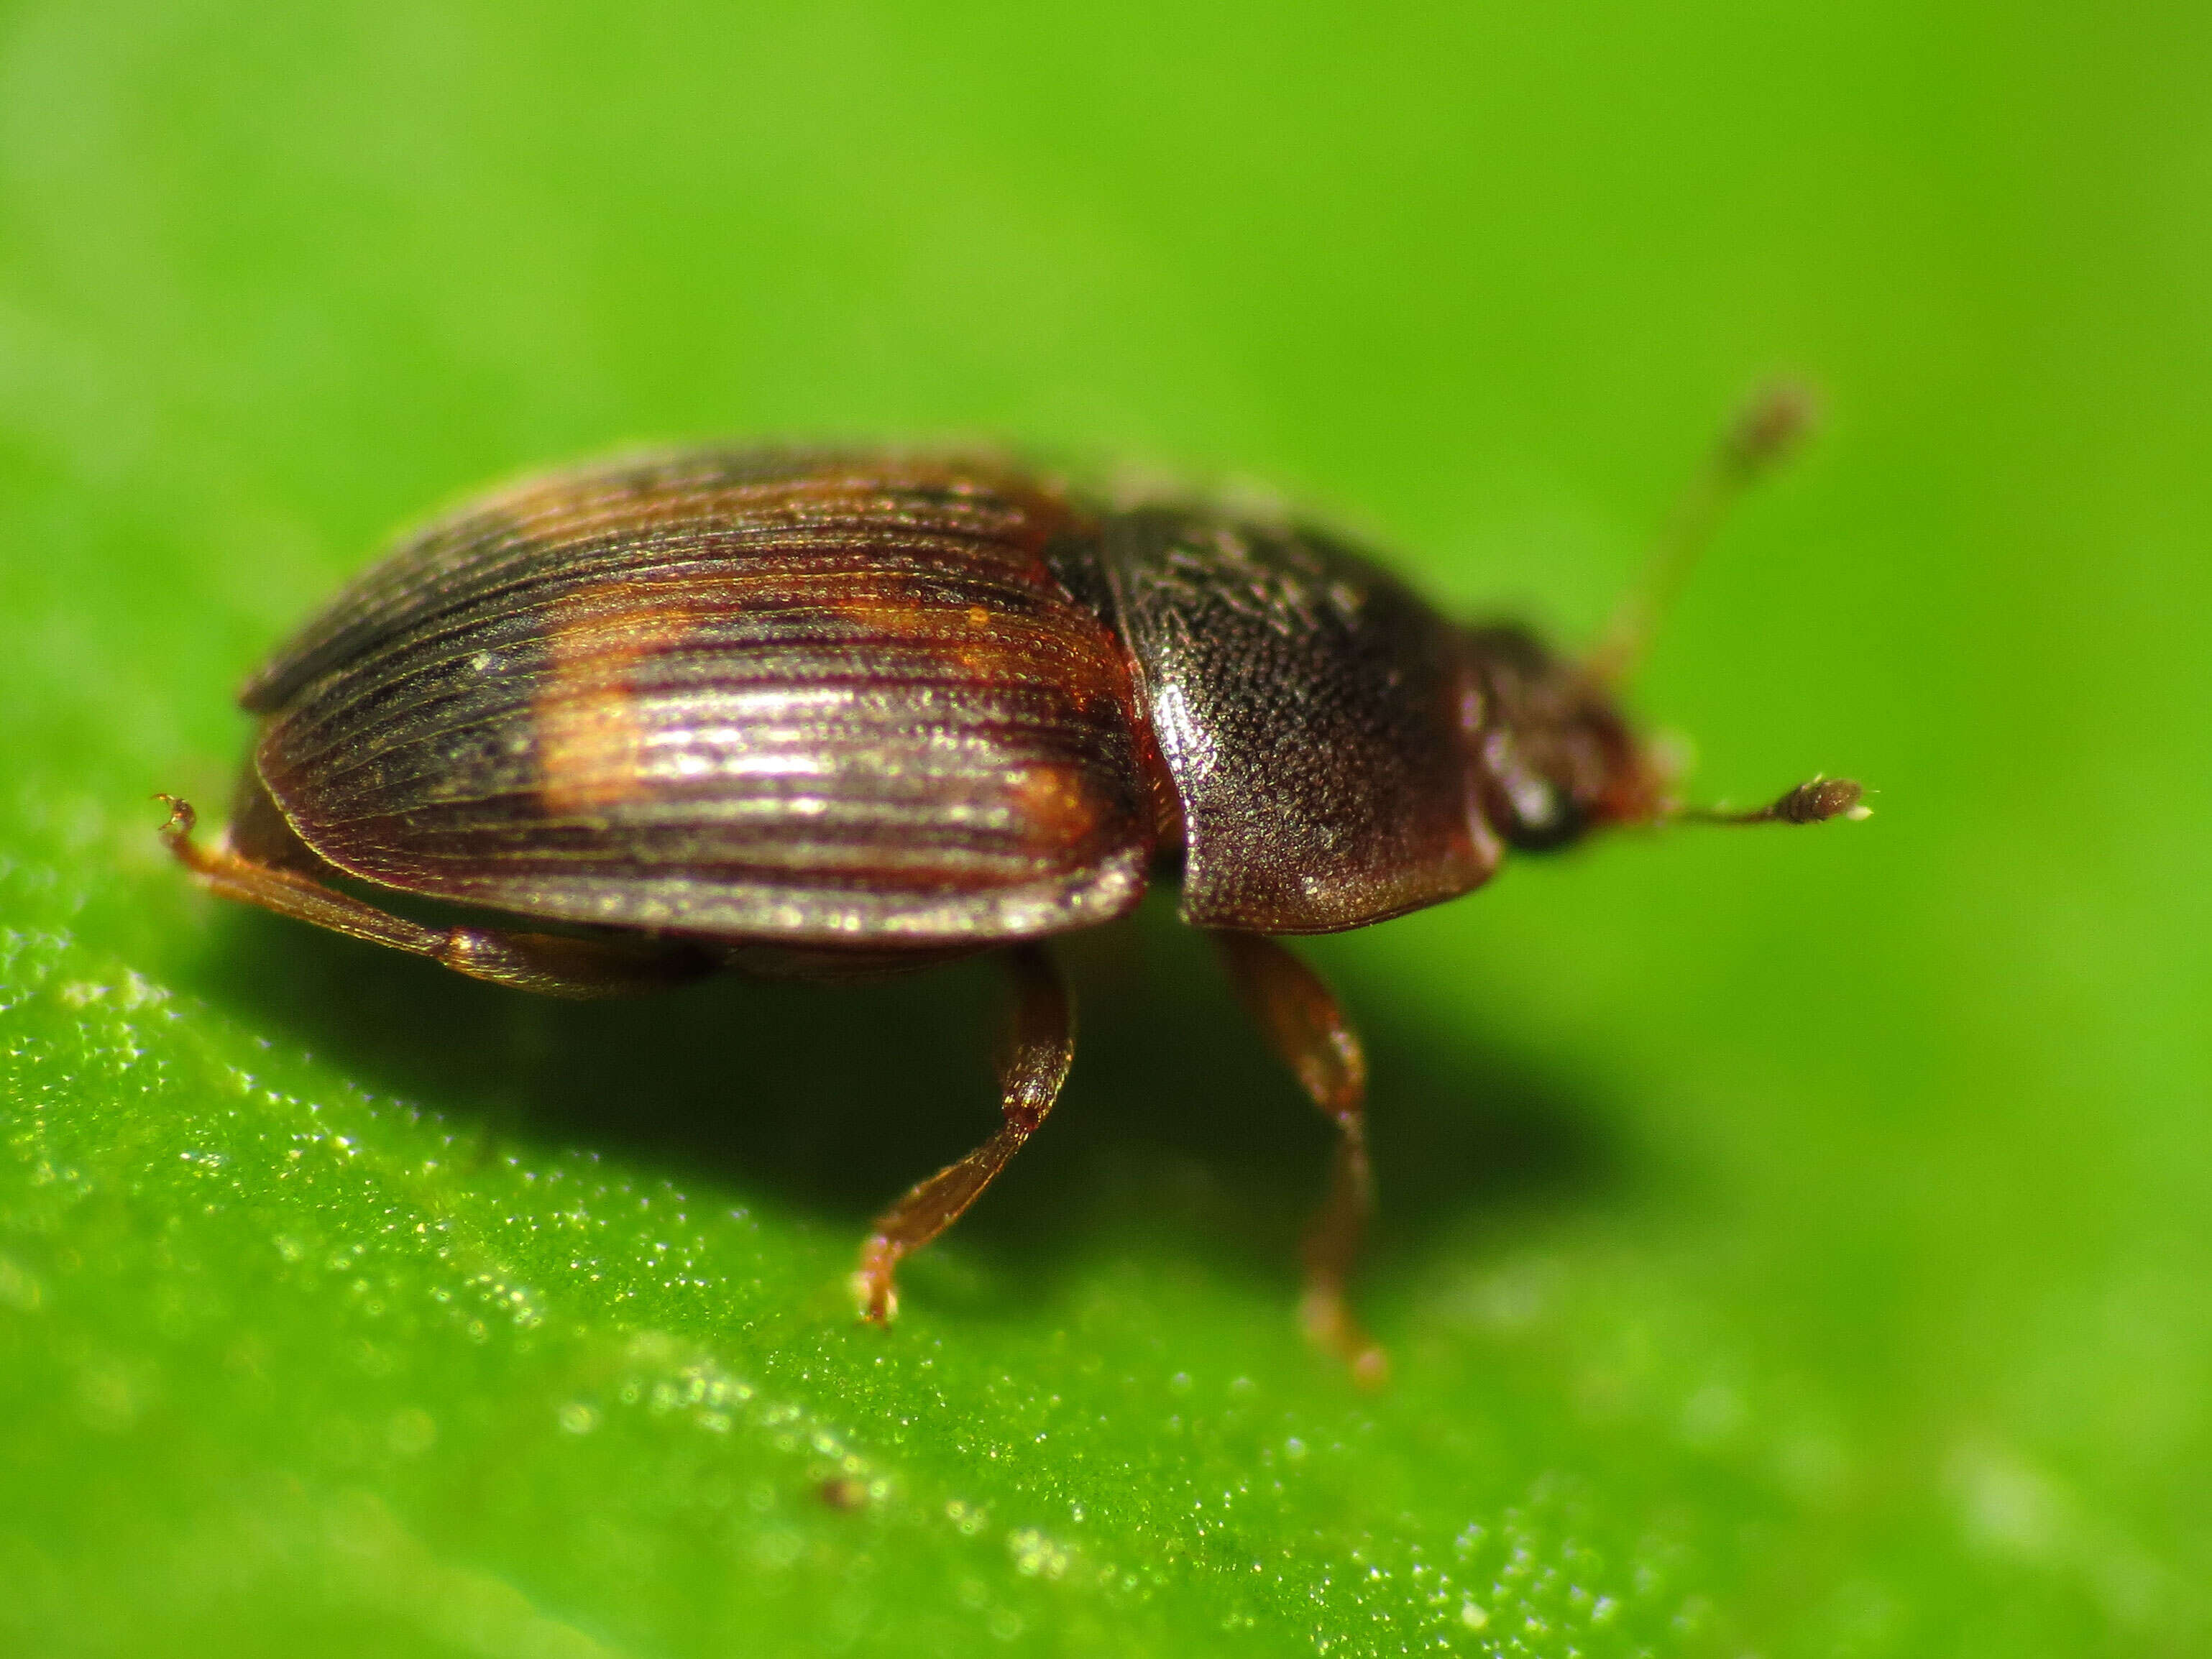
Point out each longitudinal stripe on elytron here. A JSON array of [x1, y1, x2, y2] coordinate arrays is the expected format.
[[285, 685, 1105, 799], [272, 634, 1106, 770]]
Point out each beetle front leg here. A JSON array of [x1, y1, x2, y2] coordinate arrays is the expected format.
[[157, 795, 709, 999], [855, 945, 1073, 1324], [1212, 930, 1387, 1387]]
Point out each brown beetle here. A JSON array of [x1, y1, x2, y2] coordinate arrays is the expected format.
[[162, 388, 1861, 1380]]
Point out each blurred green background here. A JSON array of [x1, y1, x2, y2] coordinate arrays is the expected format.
[[2, 1, 2208, 1654]]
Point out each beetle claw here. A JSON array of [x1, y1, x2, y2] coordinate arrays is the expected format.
[[1300, 1284, 1391, 1389], [154, 792, 198, 847], [853, 1247, 899, 1326]]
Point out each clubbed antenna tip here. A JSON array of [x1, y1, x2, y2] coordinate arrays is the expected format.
[[1763, 776, 1869, 824], [1588, 376, 1823, 687], [1681, 776, 1871, 828], [1719, 378, 1821, 482]]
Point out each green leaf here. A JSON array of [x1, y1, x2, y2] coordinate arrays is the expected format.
[[4, 1, 2208, 1654]]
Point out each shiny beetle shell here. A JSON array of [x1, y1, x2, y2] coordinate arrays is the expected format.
[[231, 449, 1650, 955], [242, 454, 1156, 946]]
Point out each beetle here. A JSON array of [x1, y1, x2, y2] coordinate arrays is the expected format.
[[161, 387, 1861, 1380]]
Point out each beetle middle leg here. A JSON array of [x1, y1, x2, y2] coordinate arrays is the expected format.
[[1212, 931, 1387, 1387], [157, 796, 709, 998], [855, 944, 1073, 1325]]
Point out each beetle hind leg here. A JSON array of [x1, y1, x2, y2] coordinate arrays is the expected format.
[[157, 794, 710, 999], [855, 944, 1073, 1324], [1213, 930, 1387, 1387]]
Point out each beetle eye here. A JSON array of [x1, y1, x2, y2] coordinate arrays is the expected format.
[[1481, 730, 1585, 851]]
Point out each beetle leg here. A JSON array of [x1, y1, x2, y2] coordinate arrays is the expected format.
[[157, 795, 707, 999], [1211, 931, 1387, 1387], [855, 945, 1073, 1325]]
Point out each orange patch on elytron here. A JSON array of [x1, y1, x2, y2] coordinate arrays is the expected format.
[[534, 583, 701, 815], [1009, 762, 1105, 855]]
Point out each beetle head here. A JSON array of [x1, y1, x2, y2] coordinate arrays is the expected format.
[[1459, 380, 1870, 853], [1461, 623, 1666, 851]]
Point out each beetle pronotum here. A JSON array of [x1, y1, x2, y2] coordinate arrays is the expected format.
[[163, 387, 1861, 1380]]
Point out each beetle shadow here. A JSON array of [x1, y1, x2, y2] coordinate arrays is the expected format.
[[190, 898, 1627, 1307]]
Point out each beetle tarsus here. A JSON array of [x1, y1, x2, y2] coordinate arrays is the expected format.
[[155, 792, 200, 850], [157, 793, 710, 998], [852, 946, 1074, 1326], [853, 1244, 900, 1326], [1298, 1116, 1390, 1390], [1300, 1283, 1390, 1391], [1213, 931, 1390, 1385]]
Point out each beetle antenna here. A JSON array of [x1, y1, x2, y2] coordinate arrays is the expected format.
[[1587, 378, 1819, 686], [1669, 775, 1870, 828]]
